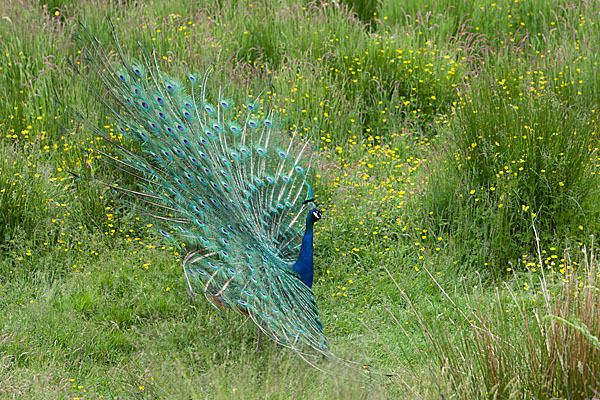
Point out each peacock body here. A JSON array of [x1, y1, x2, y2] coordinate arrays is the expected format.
[[73, 26, 328, 357]]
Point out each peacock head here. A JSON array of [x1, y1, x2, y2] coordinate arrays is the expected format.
[[309, 208, 323, 223], [303, 197, 323, 224]]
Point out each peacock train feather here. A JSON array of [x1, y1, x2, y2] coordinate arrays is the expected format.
[[71, 24, 329, 358]]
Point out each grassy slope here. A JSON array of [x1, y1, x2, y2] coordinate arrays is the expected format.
[[1, 0, 599, 399]]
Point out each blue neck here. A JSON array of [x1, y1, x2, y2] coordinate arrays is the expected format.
[[293, 218, 315, 288]]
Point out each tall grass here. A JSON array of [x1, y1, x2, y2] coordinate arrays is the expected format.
[[378, 0, 596, 53], [0, 143, 70, 248], [385, 234, 600, 398], [439, 67, 600, 271]]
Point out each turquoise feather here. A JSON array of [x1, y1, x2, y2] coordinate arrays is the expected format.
[[73, 26, 328, 357]]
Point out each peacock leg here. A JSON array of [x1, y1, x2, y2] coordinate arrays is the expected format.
[[255, 330, 263, 352]]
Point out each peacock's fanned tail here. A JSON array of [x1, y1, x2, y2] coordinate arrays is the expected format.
[[73, 25, 329, 357]]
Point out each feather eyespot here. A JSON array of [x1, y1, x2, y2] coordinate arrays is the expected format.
[[229, 123, 240, 133], [165, 81, 176, 91]]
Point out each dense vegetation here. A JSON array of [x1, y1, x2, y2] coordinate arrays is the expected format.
[[1, 0, 599, 398]]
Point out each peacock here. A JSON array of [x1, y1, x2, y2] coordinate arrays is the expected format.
[[70, 25, 329, 359]]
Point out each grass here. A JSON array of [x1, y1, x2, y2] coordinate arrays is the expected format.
[[390, 231, 600, 398], [1, 0, 599, 398]]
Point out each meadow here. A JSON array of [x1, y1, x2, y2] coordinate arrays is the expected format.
[[1, 0, 599, 398]]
